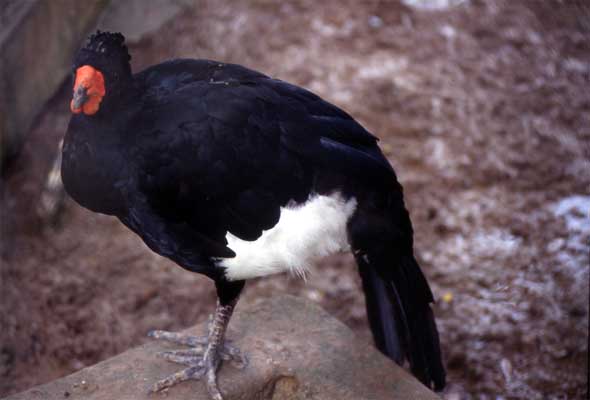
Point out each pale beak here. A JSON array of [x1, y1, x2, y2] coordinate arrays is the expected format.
[[72, 85, 89, 110]]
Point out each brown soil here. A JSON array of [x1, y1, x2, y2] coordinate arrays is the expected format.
[[1, 1, 588, 399]]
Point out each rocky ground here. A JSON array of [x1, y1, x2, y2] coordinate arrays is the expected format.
[[1, 1, 588, 399]]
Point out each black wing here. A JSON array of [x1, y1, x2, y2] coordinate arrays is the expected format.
[[126, 60, 394, 270]]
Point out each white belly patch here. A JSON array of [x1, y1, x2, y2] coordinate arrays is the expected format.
[[219, 193, 357, 281]]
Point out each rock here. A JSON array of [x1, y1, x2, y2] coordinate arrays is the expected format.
[[0, 0, 108, 167], [2, 296, 440, 400]]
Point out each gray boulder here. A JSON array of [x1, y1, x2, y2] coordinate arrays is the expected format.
[[3, 295, 440, 400]]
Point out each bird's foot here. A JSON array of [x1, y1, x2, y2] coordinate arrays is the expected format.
[[147, 330, 247, 399], [148, 330, 247, 368]]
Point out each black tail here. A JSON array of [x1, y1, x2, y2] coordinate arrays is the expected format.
[[348, 191, 446, 390], [357, 254, 445, 390]]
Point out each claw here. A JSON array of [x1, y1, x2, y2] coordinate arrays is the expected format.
[[158, 351, 204, 367], [229, 353, 248, 370], [158, 349, 205, 358], [150, 365, 206, 392], [206, 362, 223, 400]]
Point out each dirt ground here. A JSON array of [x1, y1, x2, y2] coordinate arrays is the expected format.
[[1, 1, 588, 399]]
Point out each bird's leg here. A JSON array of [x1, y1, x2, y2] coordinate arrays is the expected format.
[[148, 280, 245, 400], [203, 298, 236, 399]]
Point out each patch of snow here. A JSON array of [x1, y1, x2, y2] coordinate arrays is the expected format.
[[357, 55, 408, 79], [550, 195, 590, 275], [402, 0, 469, 10], [432, 228, 521, 273], [563, 58, 589, 74], [423, 137, 470, 176], [439, 24, 457, 39], [311, 18, 354, 38], [472, 229, 521, 257], [356, 53, 419, 91], [552, 195, 590, 233], [368, 15, 383, 29], [546, 238, 565, 253]]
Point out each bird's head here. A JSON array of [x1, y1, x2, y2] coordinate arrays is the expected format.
[[70, 31, 132, 116]]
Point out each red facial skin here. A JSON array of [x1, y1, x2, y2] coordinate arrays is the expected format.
[[70, 65, 106, 115]]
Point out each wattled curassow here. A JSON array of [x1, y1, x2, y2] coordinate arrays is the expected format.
[[62, 31, 445, 400]]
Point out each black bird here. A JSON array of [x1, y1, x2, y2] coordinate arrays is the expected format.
[[62, 31, 445, 399]]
